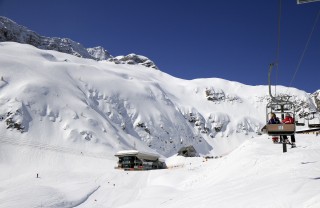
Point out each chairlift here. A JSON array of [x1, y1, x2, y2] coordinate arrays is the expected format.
[[307, 112, 320, 128], [295, 108, 306, 126], [265, 64, 296, 136], [295, 117, 305, 126], [265, 0, 319, 145], [295, 111, 305, 126], [266, 103, 296, 136], [295, 0, 320, 125]]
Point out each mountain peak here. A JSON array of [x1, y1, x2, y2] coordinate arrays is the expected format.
[[87, 46, 113, 61], [0, 16, 159, 69]]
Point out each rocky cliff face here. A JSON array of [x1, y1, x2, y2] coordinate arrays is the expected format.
[[0, 16, 158, 69], [111, 54, 158, 69], [87, 46, 113, 61], [0, 16, 92, 59]]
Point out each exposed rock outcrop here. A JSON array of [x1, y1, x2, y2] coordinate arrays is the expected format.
[[0, 16, 158, 69]]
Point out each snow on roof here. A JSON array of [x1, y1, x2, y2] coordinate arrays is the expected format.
[[115, 150, 160, 161], [115, 150, 139, 156]]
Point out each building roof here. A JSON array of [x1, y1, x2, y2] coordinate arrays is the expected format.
[[115, 150, 160, 161]]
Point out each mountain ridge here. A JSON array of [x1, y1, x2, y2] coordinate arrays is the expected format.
[[0, 16, 158, 69]]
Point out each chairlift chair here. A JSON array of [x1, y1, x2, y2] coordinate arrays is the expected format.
[[308, 112, 320, 128], [266, 101, 296, 136], [295, 109, 306, 126]]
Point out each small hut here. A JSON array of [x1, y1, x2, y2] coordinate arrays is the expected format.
[[177, 146, 198, 157], [115, 150, 166, 170]]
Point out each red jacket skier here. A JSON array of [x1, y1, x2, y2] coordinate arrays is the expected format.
[[282, 113, 295, 124], [282, 113, 296, 148]]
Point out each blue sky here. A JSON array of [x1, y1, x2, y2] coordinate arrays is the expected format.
[[1, 0, 319, 93]]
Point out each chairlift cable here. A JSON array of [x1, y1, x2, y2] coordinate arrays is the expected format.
[[275, 0, 283, 96], [287, 9, 320, 90]]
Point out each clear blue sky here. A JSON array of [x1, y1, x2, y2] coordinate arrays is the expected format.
[[1, 0, 319, 93]]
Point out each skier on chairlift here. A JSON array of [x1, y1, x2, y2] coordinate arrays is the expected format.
[[268, 113, 281, 143], [268, 113, 280, 124], [282, 113, 296, 148]]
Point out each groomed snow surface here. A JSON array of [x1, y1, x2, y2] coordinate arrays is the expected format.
[[0, 134, 319, 208]]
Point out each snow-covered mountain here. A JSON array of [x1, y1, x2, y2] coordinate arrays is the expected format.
[[0, 15, 319, 158], [1, 17, 320, 208], [0, 16, 158, 69], [0, 41, 318, 158]]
